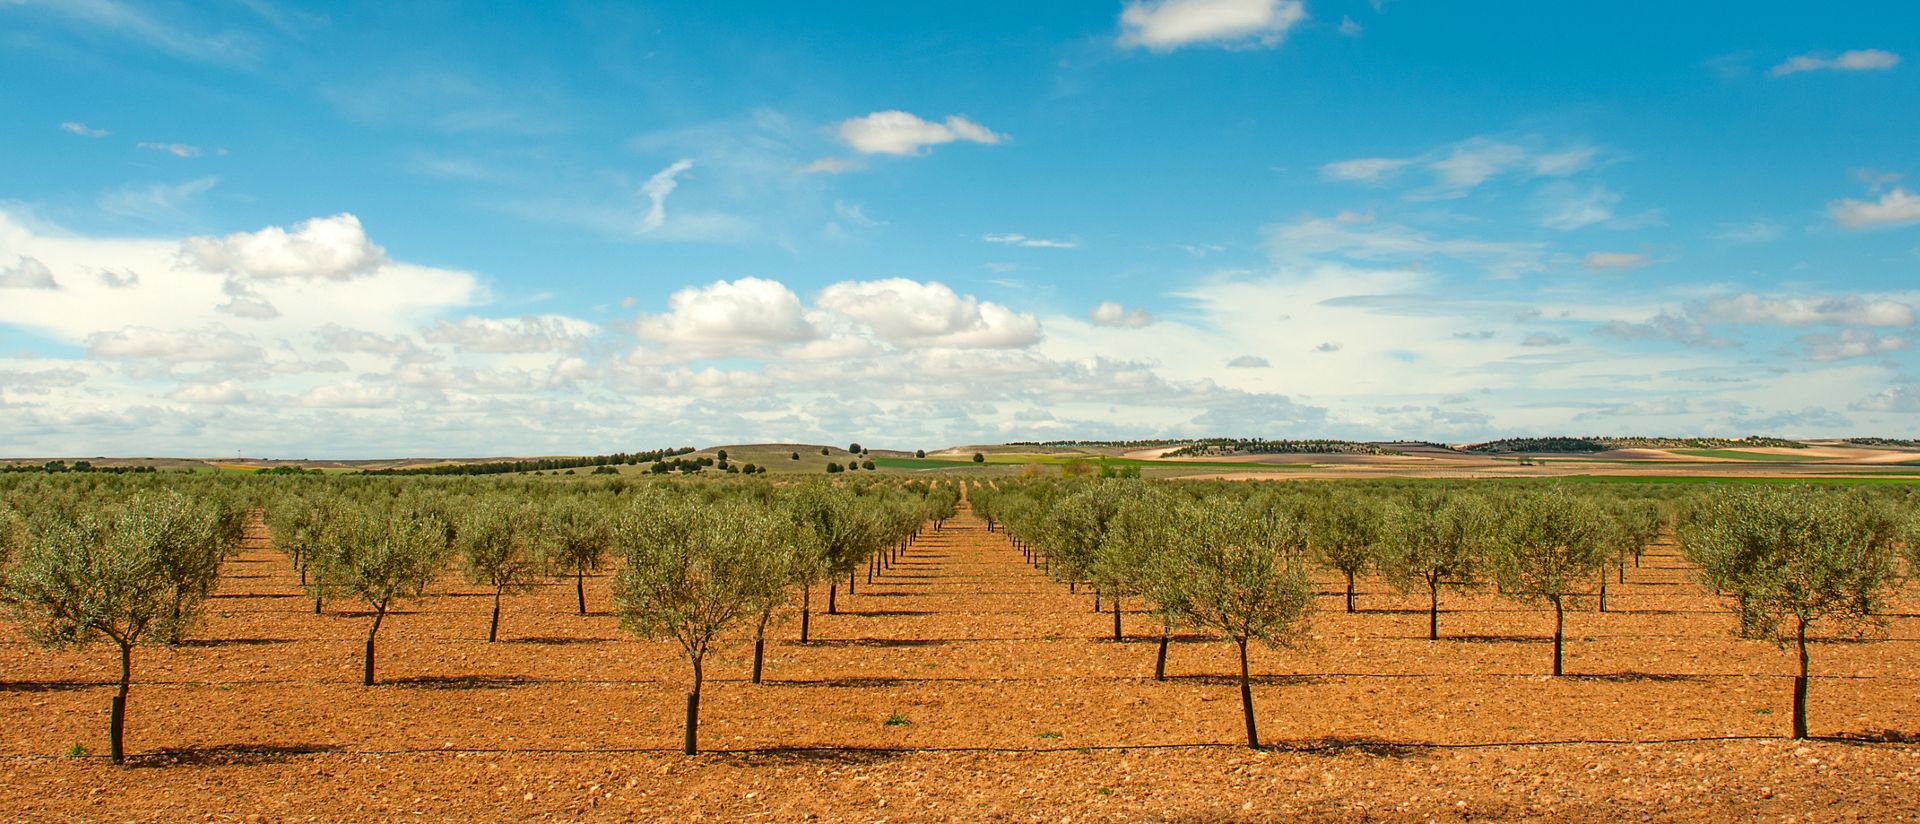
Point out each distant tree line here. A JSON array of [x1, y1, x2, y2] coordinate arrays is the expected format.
[[1466, 435, 1804, 454], [1163, 439, 1402, 457], [361, 447, 694, 477], [2, 461, 160, 475]]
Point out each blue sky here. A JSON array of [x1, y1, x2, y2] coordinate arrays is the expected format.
[[1, 1, 1918, 457]]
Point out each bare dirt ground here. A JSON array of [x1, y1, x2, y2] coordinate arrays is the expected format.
[[6, 506, 1920, 821]]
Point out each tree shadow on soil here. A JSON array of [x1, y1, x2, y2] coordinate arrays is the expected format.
[[1280, 737, 1428, 759], [511, 636, 609, 646], [0, 679, 103, 693], [131, 743, 342, 768], [844, 610, 936, 618], [386, 675, 542, 690], [210, 592, 304, 600], [1819, 729, 1920, 744], [770, 676, 907, 688], [1446, 634, 1548, 644], [1168, 673, 1322, 688], [798, 638, 947, 648], [1565, 672, 1703, 683], [709, 747, 906, 767], [177, 637, 292, 648]]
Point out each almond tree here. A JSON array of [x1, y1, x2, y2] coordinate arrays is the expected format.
[[1680, 486, 1898, 739], [612, 496, 790, 755], [1489, 491, 1608, 676], [2, 492, 221, 764], [458, 497, 544, 642]]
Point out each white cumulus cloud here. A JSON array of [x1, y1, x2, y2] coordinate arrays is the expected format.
[[1118, 0, 1306, 51], [426, 315, 599, 354], [636, 277, 819, 347], [0, 257, 59, 289], [182, 213, 388, 280], [1089, 301, 1155, 328], [1829, 187, 1920, 229], [816, 278, 1042, 348]]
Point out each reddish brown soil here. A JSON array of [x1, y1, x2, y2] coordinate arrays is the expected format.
[[5, 506, 1920, 821]]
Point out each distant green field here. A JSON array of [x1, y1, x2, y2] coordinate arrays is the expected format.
[[870, 456, 973, 470], [873, 454, 1308, 472], [1669, 449, 1823, 462]]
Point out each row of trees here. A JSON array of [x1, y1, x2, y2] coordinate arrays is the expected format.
[[976, 478, 1913, 746], [0, 474, 957, 761]]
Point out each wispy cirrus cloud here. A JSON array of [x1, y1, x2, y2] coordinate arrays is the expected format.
[[983, 233, 1077, 249], [59, 121, 109, 137], [1771, 49, 1901, 77], [1322, 136, 1601, 199], [836, 111, 1004, 156]]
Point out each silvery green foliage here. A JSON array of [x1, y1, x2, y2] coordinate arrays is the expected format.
[[1092, 483, 1181, 605], [1308, 490, 1384, 581], [1041, 483, 1129, 588], [1487, 490, 1610, 604], [1679, 486, 1898, 646], [539, 494, 614, 578], [1377, 489, 1491, 594], [3, 491, 221, 649], [458, 496, 543, 592], [311, 496, 450, 611], [611, 496, 794, 659], [1154, 498, 1316, 648]]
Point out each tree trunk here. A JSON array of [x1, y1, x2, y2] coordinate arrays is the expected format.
[[752, 627, 766, 685], [684, 657, 704, 755], [1344, 571, 1356, 613], [848, 569, 855, 596], [1154, 629, 1170, 681], [299, 563, 307, 587], [1551, 596, 1565, 677], [1237, 637, 1259, 749], [363, 604, 387, 686], [1792, 616, 1810, 739], [1112, 596, 1123, 642], [314, 594, 323, 615], [488, 585, 503, 643], [1598, 569, 1608, 613], [110, 641, 132, 765], [1427, 578, 1440, 641], [575, 569, 587, 615], [828, 581, 837, 615], [800, 585, 812, 643]]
